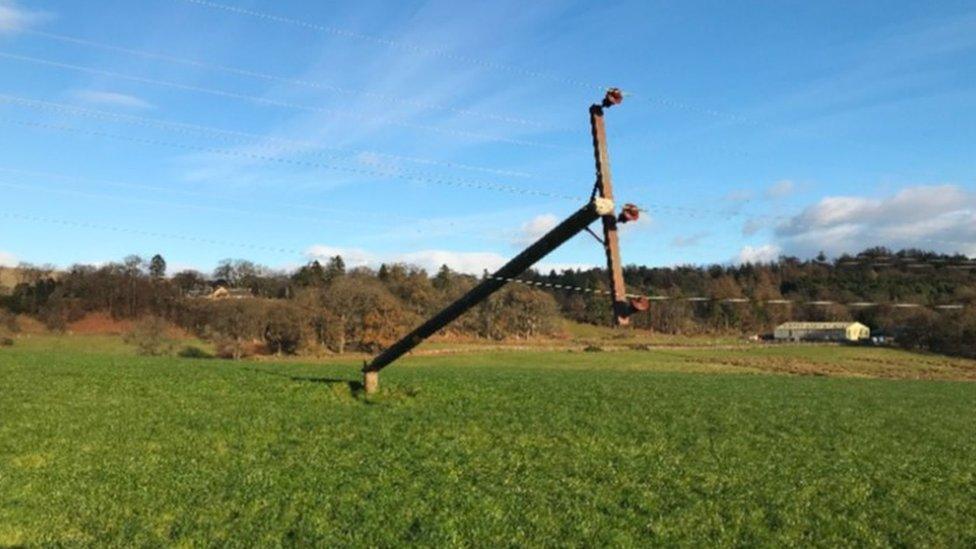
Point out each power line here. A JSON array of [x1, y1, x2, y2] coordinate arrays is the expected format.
[[177, 0, 973, 170], [21, 28, 552, 129], [4, 102, 973, 253], [0, 180, 506, 242], [0, 211, 309, 257], [0, 51, 571, 150], [0, 180, 358, 231], [1, 117, 583, 201], [173, 0, 607, 92], [0, 110, 830, 226], [5, 101, 972, 248], [0, 166, 523, 243], [0, 94, 539, 180], [1, 102, 806, 222], [0, 166, 405, 222], [171, 0, 771, 127]]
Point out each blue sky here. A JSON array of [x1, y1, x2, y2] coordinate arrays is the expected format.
[[0, 0, 974, 275]]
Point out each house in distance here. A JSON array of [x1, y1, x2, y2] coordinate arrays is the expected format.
[[774, 321, 870, 342]]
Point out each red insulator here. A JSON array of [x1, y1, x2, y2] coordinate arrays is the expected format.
[[618, 203, 640, 223], [603, 88, 624, 107], [629, 296, 651, 313]]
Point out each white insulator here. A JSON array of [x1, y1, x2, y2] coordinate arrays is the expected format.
[[593, 197, 615, 216]]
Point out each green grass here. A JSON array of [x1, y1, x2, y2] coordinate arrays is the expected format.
[[2, 337, 975, 546]]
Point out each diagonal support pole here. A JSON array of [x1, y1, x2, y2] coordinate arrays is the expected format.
[[590, 90, 631, 326], [362, 197, 615, 392]]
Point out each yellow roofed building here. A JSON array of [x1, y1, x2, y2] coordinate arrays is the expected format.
[[774, 321, 870, 342]]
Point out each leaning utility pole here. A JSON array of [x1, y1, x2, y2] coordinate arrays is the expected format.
[[362, 89, 643, 393], [590, 89, 632, 326]]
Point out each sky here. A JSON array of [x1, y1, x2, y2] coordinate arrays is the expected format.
[[0, 0, 974, 275]]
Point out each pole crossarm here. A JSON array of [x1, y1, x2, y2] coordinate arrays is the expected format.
[[364, 197, 614, 378]]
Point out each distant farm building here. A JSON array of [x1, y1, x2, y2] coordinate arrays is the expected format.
[[208, 286, 253, 300], [185, 283, 253, 300], [774, 322, 870, 342]]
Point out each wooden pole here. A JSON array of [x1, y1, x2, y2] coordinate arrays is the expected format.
[[362, 198, 614, 392], [590, 91, 630, 326]]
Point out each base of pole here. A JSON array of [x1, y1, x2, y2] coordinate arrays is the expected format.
[[363, 370, 379, 395]]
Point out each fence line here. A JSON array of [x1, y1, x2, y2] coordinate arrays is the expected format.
[[485, 275, 971, 310]]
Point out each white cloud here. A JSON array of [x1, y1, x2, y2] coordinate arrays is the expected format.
[[306, 243, 597, 276], [514, 213, 558, 246], [736, 244, 781, 264], [70, 90, 154, 110], [304, 245, 375, 269], [0, 1, 43, 34], [774, 184, 976, 257], [0, 250, 17, 267], [305, 244, 506, 275], [765, 179, 796, 199]]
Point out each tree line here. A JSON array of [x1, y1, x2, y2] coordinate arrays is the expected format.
[[0, 254, 560, 357], [524, 247, 976, 357], [1, 247, 974, 358]]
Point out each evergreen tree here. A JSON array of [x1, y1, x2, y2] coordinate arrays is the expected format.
[[149, 254, 167, 279]]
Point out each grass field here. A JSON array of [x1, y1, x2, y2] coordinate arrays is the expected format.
[[2, 336, 975, 546]]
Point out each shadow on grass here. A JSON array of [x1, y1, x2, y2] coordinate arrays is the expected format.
[[245, 367, 362, 391], [244, 368, 417, 403]]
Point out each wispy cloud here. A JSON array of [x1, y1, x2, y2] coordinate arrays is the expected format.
[[169, 0, 568, 189], [70, 90, 154, 110], [0, 0, 45, 34], [774, 184, 976, 257], [304, 242, 597, 276]]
